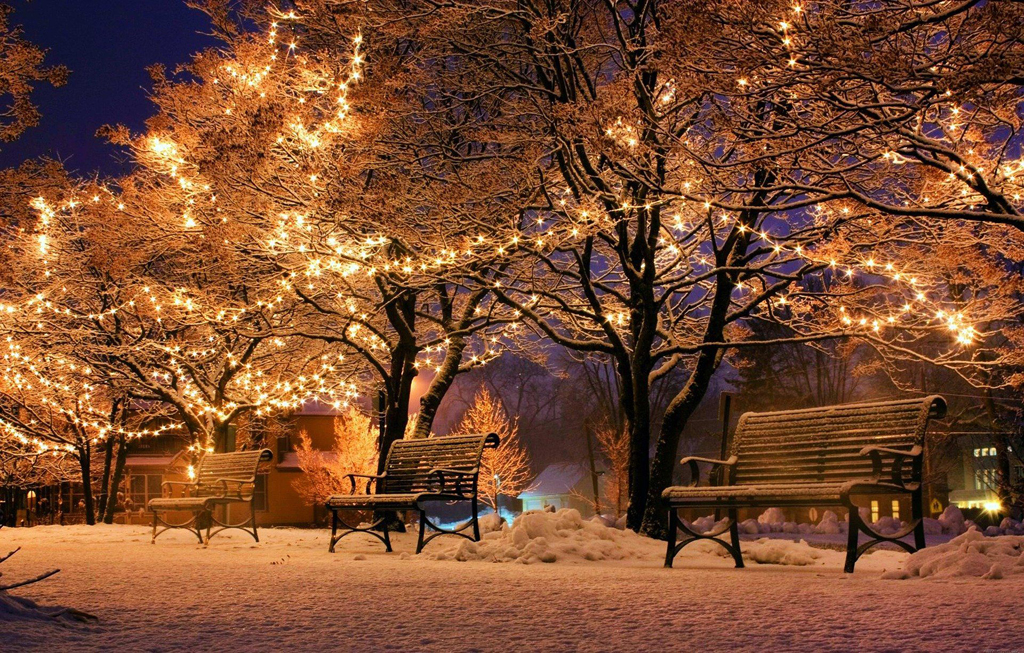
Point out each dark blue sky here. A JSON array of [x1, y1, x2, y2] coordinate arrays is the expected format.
[[0, 0, 216, 176]]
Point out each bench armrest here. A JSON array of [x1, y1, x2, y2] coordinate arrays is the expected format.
[[859, 445, 923, 488], [212, 478, 254, 500], [429, 468, 478, 495], [345, 473, 385, 494], [679, 455, 738, 487], [160, 480, 197, 497]]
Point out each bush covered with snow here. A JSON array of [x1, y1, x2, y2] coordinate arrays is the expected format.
[[426, 508, 661, 564], [884, 529, 1024, 580], [937, 505, 966, 535], [692, 537, 826, 566]]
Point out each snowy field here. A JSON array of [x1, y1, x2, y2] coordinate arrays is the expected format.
[[2, 509, 1023, 652]]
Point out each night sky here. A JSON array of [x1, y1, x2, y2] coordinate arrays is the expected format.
[[0, 0, 216, 176]]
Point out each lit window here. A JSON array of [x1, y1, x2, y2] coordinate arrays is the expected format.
[[891, 500, 900, 520], [870, 500, 879, 523], [974, 448, 981, 457]]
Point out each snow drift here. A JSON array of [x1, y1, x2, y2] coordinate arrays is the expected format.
[[427, 508, 661, 564], [885, 529, 1024, 580]]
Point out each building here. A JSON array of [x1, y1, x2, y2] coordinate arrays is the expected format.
[[12, 406, 352, 528], [947, 434, 1022, 510], [518, 462, 604, 516]]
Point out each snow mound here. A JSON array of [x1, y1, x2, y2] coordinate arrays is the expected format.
[[426, 508, 661, 564], [884, 529, 1024, 580], [478, 512, 505, 534], [758, 508, 787, 532], [0, 591, 96, 625], [744, 539, 825, 566], [937, 505, 966, 535], [692, 537, 825, 566], [814, 510, 843, 535]]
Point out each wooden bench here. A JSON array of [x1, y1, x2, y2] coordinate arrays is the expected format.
[[149, 448, 272, 544], [663, 395, 946, 572], [325, 433, 499, 554]]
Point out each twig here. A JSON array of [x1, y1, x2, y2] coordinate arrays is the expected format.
[[0, 547, 21, 564], [0, 568, 60, 591]]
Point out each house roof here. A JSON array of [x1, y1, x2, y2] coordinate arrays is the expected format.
[[519, 462, 588, 498], [124, 455, 177, 469]]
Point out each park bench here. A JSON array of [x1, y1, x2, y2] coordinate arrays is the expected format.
[[325, 432, 499, 554], [149, 448, 272, 544], [662, 395, 946, 572]]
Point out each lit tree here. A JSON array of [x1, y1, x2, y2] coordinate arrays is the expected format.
[[349, 0, 1024, 536], [451, 387, 534, 512], [292, 407, 379, 505], [112, 2, 532, 470], [0, 3, 67, 146]]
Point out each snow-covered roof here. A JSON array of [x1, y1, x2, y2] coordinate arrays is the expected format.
[[124, 456, 176, 469], [276, 451, 340, 471], [519, 462, 588, 498]]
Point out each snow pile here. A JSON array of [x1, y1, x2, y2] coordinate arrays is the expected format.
[[885, 529, 1024, 580], [744, 539, 825, 566], [758, 507, 787, 530], [936, 505, 967, 535], [739, 509, 846, 536], [985, 518, 1024, 537], [0, 591, 96, 625], [814, 510, 843, 535], [426, 508, 661, 564], [691, 537, 826, 566]]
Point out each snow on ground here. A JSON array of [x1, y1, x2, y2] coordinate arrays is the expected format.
[[884, 529, 1024, 580], [1, 510, 1022, 652]]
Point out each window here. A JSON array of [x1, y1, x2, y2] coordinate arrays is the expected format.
[[128, 474, 163, 511], [974, 448, 981, 458], [891, 500, 900, 520], [252, 474, 268, 512], [870, 500, 879, 523]]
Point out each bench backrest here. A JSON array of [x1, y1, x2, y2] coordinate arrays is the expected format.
[[381, 433, 499, 494], [195, 449, 272, 497], [729, 396, 945, 486]]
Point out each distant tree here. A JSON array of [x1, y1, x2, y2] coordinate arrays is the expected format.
[[451, 388, 534, 512], [0, 4, 67, 146], [292, 408, 378, 505], [594, 423, 629, 518]]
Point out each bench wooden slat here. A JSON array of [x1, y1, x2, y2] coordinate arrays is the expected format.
[[324, 432, 499, 554], [662, 395, 946, 573]]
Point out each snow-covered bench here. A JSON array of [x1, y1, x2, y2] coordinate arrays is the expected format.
[[148, 448, 272, 544], [663, 396, 946, 572], [325, 433, 499, 554]]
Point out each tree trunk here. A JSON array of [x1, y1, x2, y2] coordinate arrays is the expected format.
[[97, 437, 115, 517], [103, 434, 128, 524], [412, 336, 467, 438], [640, 348, 722, 538], [78, 443, 96, 526], [624, 389, 651, 530], [373, 341, 418, 533]]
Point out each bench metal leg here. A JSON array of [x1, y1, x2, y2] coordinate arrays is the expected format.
[[844, 496, 924, 573], [150, 509, 205, 544], [728, 509, 744, 568], [912, 489, 925, 551], [664, 507, 744, 568], [252, 501, 260, 543], [472, 497, 481, 542], [328, 509, 393, 553], [664, 509, 678, 568], [416, 510, 427, 554], [844, 508, 861, 573], [415, 505, 481, 554], [205, 501, 260, 543]]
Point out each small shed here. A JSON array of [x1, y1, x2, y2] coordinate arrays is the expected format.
[[518, 462, 601, 516]]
